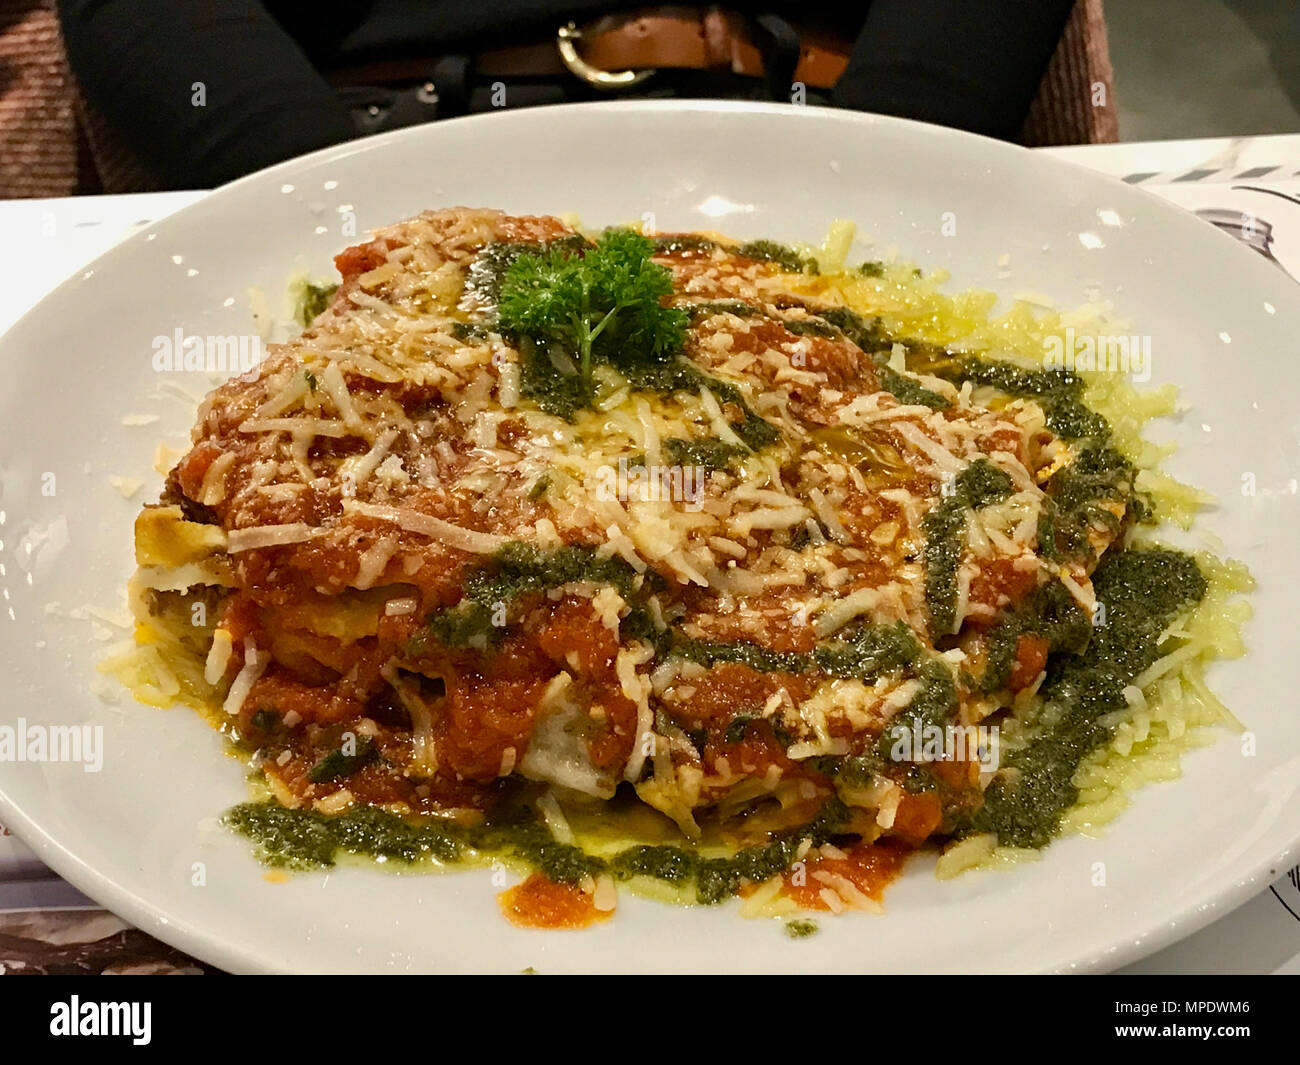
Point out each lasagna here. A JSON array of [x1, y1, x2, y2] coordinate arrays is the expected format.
[[123, 207, 1242, 925]]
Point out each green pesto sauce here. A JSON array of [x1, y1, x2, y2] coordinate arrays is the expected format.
[[514, 336, 594, 420], [918, 356, 1151, 567], [226, 802, 464, 868], [785, 918, 819, 938], [1042, 444, 1149, 562], [225, 796, 851, 905], [611, 797, 847, 903], [686, 299, 760, 319], [813, 306, 890, 351], [649, 234, 817, 273], [812, 620, 924, 679], [965, 548, 1207, 847], [974, 580, 1092, 694], [874, 659, 958, 759], [614, 356, 779, 452], [307, 736, 378, 784], [876, 365, 950, 411], [451, 321, 491, 343], [782, 318, 840, 339], [934, 357, 1107, 441], [667, 619, 923, 683], [426, 541, 646, 648], [735, 239, 820, 275], [661, 436, 748, 471], [701, 380, 781, 450], [671, 636, 807, 674], [664, 621, 948, 766], [825, 753, 939, 796], [921, 459, 1015, 636], [650, 235, 720, 255], [474, 814, 606, 882]]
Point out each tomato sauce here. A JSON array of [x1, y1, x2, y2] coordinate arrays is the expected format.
[[1009, 632, 1050, 690], [782, 841, 910, 911], [965, 556, 1041, 625], [890, 791, 945, 844], [498, 874, 611, 929]]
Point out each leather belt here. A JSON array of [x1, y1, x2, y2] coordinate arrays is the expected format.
[[330, 6, 851, 92]]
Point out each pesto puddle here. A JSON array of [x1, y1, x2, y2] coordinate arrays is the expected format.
[[224, 795, 854, 906]]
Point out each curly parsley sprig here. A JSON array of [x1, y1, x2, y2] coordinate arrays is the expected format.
[[497, 228, 689, 403]]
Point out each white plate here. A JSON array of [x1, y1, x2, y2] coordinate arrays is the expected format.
[[1, 101, 1297, 974]]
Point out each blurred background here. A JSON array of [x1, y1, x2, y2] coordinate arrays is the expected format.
[[1109, 0, 1300, 139]]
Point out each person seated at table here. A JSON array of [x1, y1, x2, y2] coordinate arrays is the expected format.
[[57, 0, 1087, 191]]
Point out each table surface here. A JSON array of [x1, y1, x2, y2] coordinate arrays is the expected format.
[[3, 132, 1299, 975]]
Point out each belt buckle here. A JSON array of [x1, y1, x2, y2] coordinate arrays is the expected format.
[[556, 22, 654, 90]]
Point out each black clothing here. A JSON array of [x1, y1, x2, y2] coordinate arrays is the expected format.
[[58, 0, 1074, 190]]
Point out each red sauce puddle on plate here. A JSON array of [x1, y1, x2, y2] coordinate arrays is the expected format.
[[781, 840, 910, 910], [498, 873, 612, 930]]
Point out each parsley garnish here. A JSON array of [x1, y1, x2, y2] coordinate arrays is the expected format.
[[497, 229, 688, 411]]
